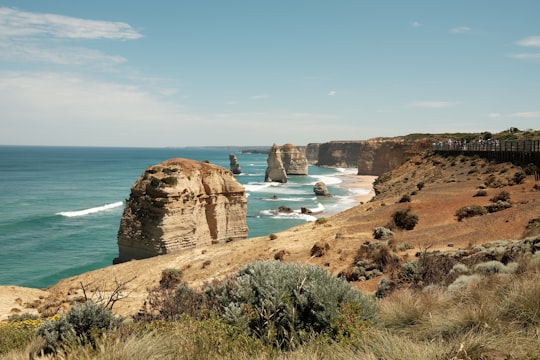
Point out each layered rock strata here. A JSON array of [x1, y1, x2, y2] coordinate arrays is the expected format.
[[115, 158, 248, 263], [306, 143, 320, 164], [356, 139, 412, 176], [264, 144, 308, 182], [317, 141, 365, 168]]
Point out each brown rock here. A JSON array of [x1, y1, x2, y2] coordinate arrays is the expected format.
[[115, 158, 248, 263], [264, 144, 288, 183]]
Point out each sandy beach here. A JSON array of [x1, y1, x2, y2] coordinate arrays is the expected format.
[[339, 173, 377, 204]]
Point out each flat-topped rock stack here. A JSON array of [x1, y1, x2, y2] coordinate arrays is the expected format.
[[115, 158, 248, 263]]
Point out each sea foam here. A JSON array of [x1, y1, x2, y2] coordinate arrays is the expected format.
[[56, 201, 124, 217]]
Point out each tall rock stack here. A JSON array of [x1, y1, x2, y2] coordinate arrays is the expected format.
[[229, 153, 242, 174], [264, 143, 309, 183], [264, 144, 288, 183], [115, 158, 248, 263]]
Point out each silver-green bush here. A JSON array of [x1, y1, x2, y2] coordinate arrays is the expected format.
[[205, 261, 377, 349]]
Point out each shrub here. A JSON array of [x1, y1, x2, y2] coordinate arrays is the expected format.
[[490, 190, 510, 202], [513, 171, 527, 184], [398, 194, 411, 203], [473, 190, 487, 197], [269, 233, 278, 240], [373, 226, 394, 240], [205, 261, 376, 349], [485, 200, 512, 213], [66, 301, 118, 341], [0, 315, 44, 355], [416, 181, 425, 190], [455, 205, 487, 221], [37, 301, 119, 353], [315, 217, 328, 225], [160, 268, 183, 289], [391, 208, 419, 230], [524, 163, 538, 176]]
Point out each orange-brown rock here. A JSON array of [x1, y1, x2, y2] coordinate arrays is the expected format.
[[264, 143, 308, 183], [115, 158, 248, 263]]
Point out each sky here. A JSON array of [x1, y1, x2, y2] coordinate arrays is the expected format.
[[0, 1, 539, 147]]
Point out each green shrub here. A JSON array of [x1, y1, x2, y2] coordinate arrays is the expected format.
[[490, 191, 510, 202], [205, 261, 376, 349], [513, 171, 527, 184], [473, 190, 487, 197], [455, 205, 487, 221], [391, 208, 419, 230], [373, 226, 394, 240], [0, 315, 43, 355], [315, 217, 328, 225], [416, 181, 425, 190], [398, 194, 411, 203], [524, 163, 538, 176], [66, 301, 118, 340], [37, 301, 118, 353], [485, 200, 512, 213]]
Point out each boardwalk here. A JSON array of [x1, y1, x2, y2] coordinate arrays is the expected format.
[[433, 140, 540, 171]]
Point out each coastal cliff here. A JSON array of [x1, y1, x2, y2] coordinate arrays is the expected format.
[[306, 143, 319, 164], [115, 158, 248, 263], [317, 141, 365, 168], [356, 139, 412, 176]]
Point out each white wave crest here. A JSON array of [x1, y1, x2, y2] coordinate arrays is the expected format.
[[57, 201, 124, 217], [309, 175, 343, 186]]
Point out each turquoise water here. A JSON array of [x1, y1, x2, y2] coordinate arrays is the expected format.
[[0, 146, 367, 288]]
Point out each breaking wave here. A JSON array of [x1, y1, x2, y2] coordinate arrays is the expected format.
[[56, 201, 124, 218]]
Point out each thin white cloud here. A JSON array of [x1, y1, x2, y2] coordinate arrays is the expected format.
[[226, 100, 238, 105], [509, 111, 540, 118], [450, 26, 471, 34], [0, 7, 142, 40], [508, 53, 540, 60], [411, 21, 422, 28], [250, 94, 269, 100], [487, 113, 502, 118], [328, 90, 337, 96], [516, 36, 540, 47], [406, 101, 457, 109], [0, 42, 126, 65]]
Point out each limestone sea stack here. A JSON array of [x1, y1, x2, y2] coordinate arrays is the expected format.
[[115, 158, 248, 263], [264, 144, 288, 183], [264, 143, 308, 183], [229, 153, 242, 174]]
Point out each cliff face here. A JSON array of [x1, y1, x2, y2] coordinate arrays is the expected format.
[[115, 158, 248, 263], [317, 141, 366, 168], [281, 144, 308, 175], [306, 143, 320, 164], [356, 140, 412, 176]]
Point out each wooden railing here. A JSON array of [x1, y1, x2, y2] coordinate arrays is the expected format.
[[433, 140, 540, 175]]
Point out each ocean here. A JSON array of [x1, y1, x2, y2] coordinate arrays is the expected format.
[[0, 146, 369, 289]]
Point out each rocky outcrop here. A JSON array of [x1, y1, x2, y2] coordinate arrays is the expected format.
[[357, 139, 412, 176], [306, 143, 320, 164], [229, 153, 242, 174], [313, 181, 330, 196], [264, 144, 288, 183], [317, 141, 366, 168], [264, 143, 309, 182], [115, 158, 248, 263], [280, 144, 308, 175]]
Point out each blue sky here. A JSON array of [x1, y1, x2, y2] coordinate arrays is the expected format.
[[0, 1, 539, 147]]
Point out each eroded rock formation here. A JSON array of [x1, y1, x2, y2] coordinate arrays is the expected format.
[[313, 181, 330, 196], [264, 143, 308, 182], [281, 144, 308, 175], [115, 158, 248, 263], [264, 144, 288, 183], [306, 143, 320, 164], [229, 153, 242, 174]]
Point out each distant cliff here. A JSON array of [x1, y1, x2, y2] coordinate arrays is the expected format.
[[317, 141, 365, 168], [115, 158, 248, 263], [356, 139, 412, 176], [306, 143, 319, 164]]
